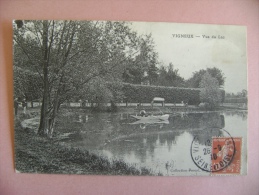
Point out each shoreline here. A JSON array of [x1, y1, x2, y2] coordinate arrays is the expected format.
[[14, 107, 247, 176], [14, 112, 156, 176]]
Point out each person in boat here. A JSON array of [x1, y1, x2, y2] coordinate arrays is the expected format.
[[140, 110, 148, 117]]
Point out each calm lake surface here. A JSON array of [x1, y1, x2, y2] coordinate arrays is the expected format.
[[58, 110, 247, 176]]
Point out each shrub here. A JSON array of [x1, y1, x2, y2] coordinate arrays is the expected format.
[[199, 72, 222, 109]]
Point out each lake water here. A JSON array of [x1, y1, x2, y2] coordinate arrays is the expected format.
[[57, 110, 247, 176]]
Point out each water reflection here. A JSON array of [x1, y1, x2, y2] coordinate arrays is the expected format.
[[78, 114, 88, 123], [224, 110, 247, 121], [60, 112, 226, 149], [57, 111, 247, 175]]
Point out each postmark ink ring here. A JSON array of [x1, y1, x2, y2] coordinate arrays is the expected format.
[[190, 128, 236, 173]]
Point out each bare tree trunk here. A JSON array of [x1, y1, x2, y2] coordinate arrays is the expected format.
[[38, 21, 50, 136], [48, 91, 60, 138], [48, 103, 58, 138]]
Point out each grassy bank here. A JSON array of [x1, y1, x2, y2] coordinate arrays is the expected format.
[[14, 112, 155, 176]]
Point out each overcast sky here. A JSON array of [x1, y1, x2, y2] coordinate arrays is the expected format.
[[130, 22, 247, 94]]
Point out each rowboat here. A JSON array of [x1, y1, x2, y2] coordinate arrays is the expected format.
[[131, 114, 169, 121], [129, 119, 169, 125]]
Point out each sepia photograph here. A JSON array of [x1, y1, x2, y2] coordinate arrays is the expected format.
[[13, 20, 247, 176]]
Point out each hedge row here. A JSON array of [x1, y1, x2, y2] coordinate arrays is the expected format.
[[121, 83, 225, 105], [121, 83, 200, 105], [224, 97, 247, 103]]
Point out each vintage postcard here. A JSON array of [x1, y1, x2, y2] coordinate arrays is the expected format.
[[13, 20, 247, 176]]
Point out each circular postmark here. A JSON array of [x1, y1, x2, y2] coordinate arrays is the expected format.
[[190, 128, 236, 172]]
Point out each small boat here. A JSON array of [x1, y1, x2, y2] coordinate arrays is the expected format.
[[131, 114, 169, 121], [129, 120, 169, 125]]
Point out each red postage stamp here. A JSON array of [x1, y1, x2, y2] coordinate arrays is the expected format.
[[211, 137, 242, 174]]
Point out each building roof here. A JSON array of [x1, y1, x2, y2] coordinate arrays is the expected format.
[[152, 97, 165, 102]]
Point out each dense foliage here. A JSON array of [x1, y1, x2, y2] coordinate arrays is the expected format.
[[13, 20, 150, 136], [122, 34, 159, 85], [155, 63, 185, 87], [13, 66, 42, 101], [187, 67, 225, 88], [121, 83, 201, 105], [199, 72, 222, 109]]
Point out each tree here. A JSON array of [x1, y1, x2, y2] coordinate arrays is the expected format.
[[199, 72, 222, 109], [156, 63, 185, 87], [13, 20, 140, 137], [187, 67, 225, 88], [13, 33, 43, 105], [122, 34, 159, 85], [13, 66, 42, 107], [241, 89, 247, 97], [147, 62, 159, 85]]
